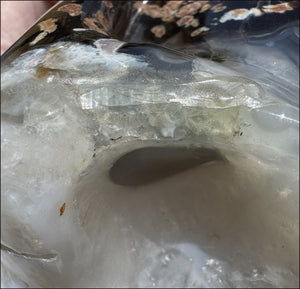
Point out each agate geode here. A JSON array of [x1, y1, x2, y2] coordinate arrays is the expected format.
[[1, 1, 299, 287]]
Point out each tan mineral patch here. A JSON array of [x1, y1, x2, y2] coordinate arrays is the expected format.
[[30, 31, 48, 46], [34, 65, 54, 79], [83, 18, 109, 35], [150, 25, 166, 38], [97, 11, 109, 31], [200, 4, 211, 13], [175, 3, 200, 17], [161, 6, 175, 22], [211, 4, 226, 13], [262, 2, 293, 13], [219, 8, 251, 23], [165, 0, 183, 10], [250, 8, 263, 17], [176, 15, 199, 28], [191, 26, 210, 37], [58, 4, 82, 16], [38, 18, 57, 33], [142, 4, 163, 18]]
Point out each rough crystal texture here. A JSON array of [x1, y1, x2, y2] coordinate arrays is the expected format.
[[1, 38, 299, 288]]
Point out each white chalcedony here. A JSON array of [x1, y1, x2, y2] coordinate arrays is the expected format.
[[1, 38, 299, 287]]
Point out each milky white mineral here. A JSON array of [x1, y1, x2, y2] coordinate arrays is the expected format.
[[1, 38, 299, 287]]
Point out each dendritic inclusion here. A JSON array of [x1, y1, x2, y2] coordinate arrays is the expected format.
[[1, 39, 299, 288]]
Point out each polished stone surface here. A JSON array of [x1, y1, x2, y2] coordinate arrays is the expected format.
[[1, 1, 299, 287]]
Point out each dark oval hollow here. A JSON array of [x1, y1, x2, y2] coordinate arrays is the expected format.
[[109, 146, 224, 186]]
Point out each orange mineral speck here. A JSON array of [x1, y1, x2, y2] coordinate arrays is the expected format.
[[38, 18, 57, 33], [60, 203, 66, 216], [58, 4, 82, 16], [262, 2, 293, 13], [150, 24, 166, 38]]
